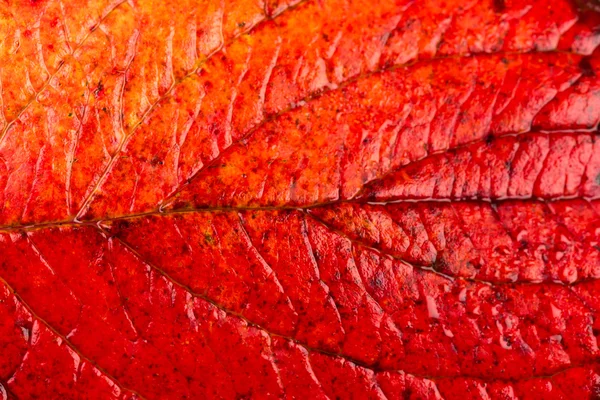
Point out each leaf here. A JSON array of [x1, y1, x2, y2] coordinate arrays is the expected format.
[[0, 0, 599, 398]]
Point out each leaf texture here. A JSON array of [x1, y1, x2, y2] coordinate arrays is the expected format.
[[0, 0, 600, 399]]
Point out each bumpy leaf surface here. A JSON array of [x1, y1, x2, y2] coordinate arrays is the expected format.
[[0, 0, 600, 398]]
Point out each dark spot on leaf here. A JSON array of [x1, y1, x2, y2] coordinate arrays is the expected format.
[[493, 0, 505, 13], [117, 220, 130, 230], [150, 156, 163, 167], [579, 57, 596, 78], [369, 272, 385, 289], [94, 80, 104, 98]]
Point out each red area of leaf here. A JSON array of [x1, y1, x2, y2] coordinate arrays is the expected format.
[[0, 0, 599, 399]]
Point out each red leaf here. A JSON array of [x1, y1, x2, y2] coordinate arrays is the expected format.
[[0, 0, 600, 398]]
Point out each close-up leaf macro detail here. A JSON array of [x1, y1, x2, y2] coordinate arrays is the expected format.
[[0, 0, 600, 398]]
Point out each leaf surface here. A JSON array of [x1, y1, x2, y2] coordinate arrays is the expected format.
[[1, 0, 600, 398]]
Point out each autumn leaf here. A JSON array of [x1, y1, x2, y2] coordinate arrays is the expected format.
[[0, 0, 600, 398]]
